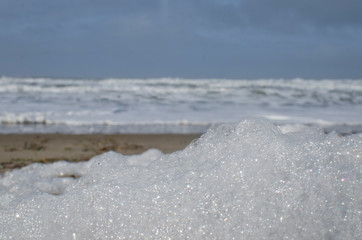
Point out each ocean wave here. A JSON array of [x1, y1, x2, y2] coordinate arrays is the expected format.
[[1, 77, 362, 133]]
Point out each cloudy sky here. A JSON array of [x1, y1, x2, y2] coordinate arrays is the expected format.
[[0, 0, 361, 79]]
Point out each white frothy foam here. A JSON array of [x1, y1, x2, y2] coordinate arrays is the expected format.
[[0, 119, 361, 239]]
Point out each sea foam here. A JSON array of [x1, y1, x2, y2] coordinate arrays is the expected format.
[[0, 119, 360, 239]]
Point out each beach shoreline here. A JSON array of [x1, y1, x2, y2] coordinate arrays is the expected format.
[[0, 133, 201, 174]]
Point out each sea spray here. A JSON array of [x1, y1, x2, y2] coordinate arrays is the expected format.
[[0, 118, 361, 239]]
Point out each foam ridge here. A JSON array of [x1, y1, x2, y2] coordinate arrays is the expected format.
[[0, 118, 360, 239]]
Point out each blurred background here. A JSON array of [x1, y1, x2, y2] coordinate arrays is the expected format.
[[0, 0, 361, 134]]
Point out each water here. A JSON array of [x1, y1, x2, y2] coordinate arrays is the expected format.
[[0, 119, 360, 239], [1, 77, 362, 134]]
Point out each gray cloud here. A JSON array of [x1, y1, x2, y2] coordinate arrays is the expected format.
[[2, 0, 361, 38], [0, 0, 361, 78]]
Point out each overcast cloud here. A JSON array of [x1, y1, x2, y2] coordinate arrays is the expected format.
[[0, 0, 361, 78]]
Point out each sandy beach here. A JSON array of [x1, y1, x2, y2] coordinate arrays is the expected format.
[[0, 133, 201, 174]]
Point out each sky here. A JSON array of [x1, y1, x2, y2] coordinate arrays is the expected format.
[[0, 0, 361, 79]]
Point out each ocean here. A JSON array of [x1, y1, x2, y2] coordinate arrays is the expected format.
[[0, 77, 361, 239], [1, 76, 362, 134]]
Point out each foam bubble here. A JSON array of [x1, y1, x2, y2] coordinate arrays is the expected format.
[[0, 119, 360, 239]]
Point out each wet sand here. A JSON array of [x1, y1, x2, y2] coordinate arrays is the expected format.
[[0, 134, 201, 174]]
